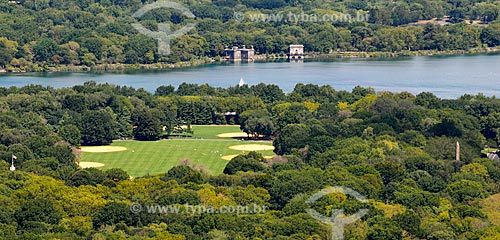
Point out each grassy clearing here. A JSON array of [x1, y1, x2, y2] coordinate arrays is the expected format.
[[81, 139, 274, 177], [189, 125, 243, 139], [81, 125, 274, 177], [481, 148, 498, 154]]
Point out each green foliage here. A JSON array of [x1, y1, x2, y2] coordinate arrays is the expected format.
[[481, 24, 500, 47], [269, 167, 323, 209], [393, 210, 422, 237], [33, 38, 59, 63], [375, 161, 406, 185], [446, 179, 489, 203], [132, 107, 163, 141], [223, 152, 265, 174], [105, 168, 129, 182], [366, 216, 403, 240], [273, 123, 310, 155], [66, 168, 106, 187], [80, 109, 115, 146], [14, 198, 62, 229], [161, 165, 206, 184], [239, 109, 275, 138], [59, 124, 81, 146], [0, 80, 499, 238], [92, 202, 131, 230]]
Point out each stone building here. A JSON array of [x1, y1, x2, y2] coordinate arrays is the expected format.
[[289, 44, 304, 59], [224, 45, 255, 61]]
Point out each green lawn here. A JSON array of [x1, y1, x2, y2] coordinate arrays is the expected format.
[[190, 125, 243, 139], [81, 125, 274, 177], [482, 148, 498, 154]]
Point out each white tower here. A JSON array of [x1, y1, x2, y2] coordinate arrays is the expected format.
[[9, 155, 16, 171]]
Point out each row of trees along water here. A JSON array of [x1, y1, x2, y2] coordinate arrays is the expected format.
[[2, 82, 500, 238], [1, 0, 500, 71]]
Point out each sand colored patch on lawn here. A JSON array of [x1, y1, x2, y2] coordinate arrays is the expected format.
[[221, 154, 239, 161], [216, 132, 249, 138], [79, 162, 105, 168], [80, 146, 128, 153], [229, 144, 275, 151], [222, 154, 275, 161]]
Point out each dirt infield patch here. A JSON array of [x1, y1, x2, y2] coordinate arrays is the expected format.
[[229, 144, 275, 151], [80, 146, 128, 153], [221, 154, 239, 161], [216, 132, 249, 138], [79, 162, 105, 168]]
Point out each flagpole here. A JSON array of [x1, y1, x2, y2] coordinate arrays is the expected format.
[[10, 155, 15, 171]]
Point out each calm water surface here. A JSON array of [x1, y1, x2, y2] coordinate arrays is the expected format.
[[1, 53, 499, 98]]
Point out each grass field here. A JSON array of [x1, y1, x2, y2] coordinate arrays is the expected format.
[[190, 125, 243, 139], [482, 148, 498, 154], [80, 125, 274, 177]]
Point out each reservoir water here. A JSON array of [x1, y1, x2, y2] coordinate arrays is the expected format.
[[1, 53, 499, 98]]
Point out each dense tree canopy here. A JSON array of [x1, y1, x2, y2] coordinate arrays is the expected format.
[[0, 81, 500, 238], [1, 0, 500, 72]]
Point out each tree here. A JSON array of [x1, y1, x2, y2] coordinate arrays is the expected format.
[[79, 37, 104, 60], [473, 3, 499, 23], [392, 210, 422, 237], [223, 153, 265, 174], [33, 38, 60, 63], [62, 94, 87, 113], [367, 216, 402, 240], [109, 95, 134, 139], [155, 85, 175, 96], [481, 24, 500, 47], [269, 168, 323, 209], [132, 107, 163, 141], [105, 168, 130, 182], [59, 124, 81, 146], [274, 103, 312, 129], [250, 83, 285, 104], [375, 161, 405, 184], [446, 179, 488, 202], [415, 92, 441, 108], [0, 41, 14, 68], [124, 35, 156, 64], [239, 109, 275, 138], [66, 168, 106, 187], [161, 165, 206, 184], [15, 198, 62, 228], [80, 109, 115, 145], [481, 112, 500, 141], [273, 124, 310, 155], [92, 202, 131, 229]]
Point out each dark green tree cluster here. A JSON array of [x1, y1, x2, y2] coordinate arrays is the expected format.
[[2, 82, 500, 238]]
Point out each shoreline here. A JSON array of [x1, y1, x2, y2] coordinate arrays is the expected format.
[[1, 47, 499, 74]]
